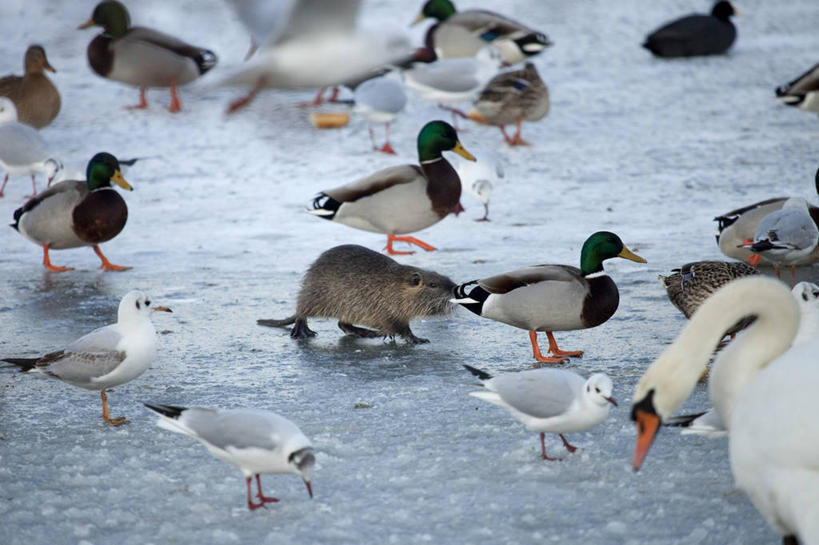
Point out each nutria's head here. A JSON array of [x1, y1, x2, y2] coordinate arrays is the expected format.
[[400, 267, 456, 318]]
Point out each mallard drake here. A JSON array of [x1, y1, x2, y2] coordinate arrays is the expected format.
[[352, 74, 407, 155], [453, 231, 646, 364], [642, 1, 737, 58], [78, 1, 217, 112], [714, 167, 819, 266], [0, 98, 62, 198], [0, 45, 60, 129], [3, 291, 171, 427], [11, 152, 133, 272], [776, 61, 819, 114], [658, 260, 758, 337], [739, 197, 819, 286], [468, 61, 548, 146], [309, 120, 474, 255], [412, 0, 551, 65]]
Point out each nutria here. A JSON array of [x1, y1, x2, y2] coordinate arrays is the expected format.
[[257, 244, 456, 344]]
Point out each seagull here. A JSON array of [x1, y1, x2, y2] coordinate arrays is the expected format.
[[454, 145, 503, 221], [464, 365, 616, 460], [0, 97, 62, 198], [2, 291, 171, 426], [740, 197, 819, 286], [144, 403, 315, 510], [220, 0, 412, 112], [352, 73, 407, 154]]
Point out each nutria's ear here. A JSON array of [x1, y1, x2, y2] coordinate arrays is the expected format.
[[409, 272, 423, 287]]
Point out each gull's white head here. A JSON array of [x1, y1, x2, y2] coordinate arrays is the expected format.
[[117, 291, 172, 324], [0, 97, 19, 123], [289, 446, 315, 498], [584, 373, 617, 408]]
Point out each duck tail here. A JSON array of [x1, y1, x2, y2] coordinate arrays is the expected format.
[[450, 281, 487, 316], [307, 193, 340, 220], [10, 206, 23, 231], [463, 364, 492, 381]]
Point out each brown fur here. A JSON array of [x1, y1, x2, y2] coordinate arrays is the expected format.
[[258, 245, 456, 343]]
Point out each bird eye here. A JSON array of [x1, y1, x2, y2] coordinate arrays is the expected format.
[[145, 300, 151, 306], [595, 387, 600, 393], [135, 301, 140, 309]]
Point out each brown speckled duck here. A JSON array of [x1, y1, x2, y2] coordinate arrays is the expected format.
[[11, 152, 133, 272], [0, 45, 61, 129], [309, 120, 475, 255], [453, 232, 646, 364], [78, 1, 217, 112]]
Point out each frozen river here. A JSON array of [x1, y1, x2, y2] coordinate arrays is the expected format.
[[1, 1, 817, 544]]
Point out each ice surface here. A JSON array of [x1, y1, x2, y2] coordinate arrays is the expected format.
[[1, 1, 817, 544]]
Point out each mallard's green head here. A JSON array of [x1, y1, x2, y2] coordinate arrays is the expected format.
[[78, 1, 131, 37], [579, 231, 646, 276], [417, 120, 475, 163], [86, 152, 133, 191], [413, 0, 457, 24]]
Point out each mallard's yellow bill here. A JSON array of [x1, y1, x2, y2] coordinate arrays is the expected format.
[[411, 12, 427, 25], [77, 19, 95, 30], [452, 141, 476, 161], [618, 246, 647, 263], [111, 170, 133, 191]]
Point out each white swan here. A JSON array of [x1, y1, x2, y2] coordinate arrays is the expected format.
[[631, 276, 818, 544]]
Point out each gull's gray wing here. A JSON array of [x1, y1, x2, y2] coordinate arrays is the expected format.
[[489, 368, 583, 419], [180, 408, 294, 451], [36, 349, 126, 387], [755, 207, 817, 250], [277, 0, 361, 43], [0, 123, 48, 167]]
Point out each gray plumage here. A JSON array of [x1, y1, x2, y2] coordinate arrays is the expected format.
[[750, 197, 819, 266]]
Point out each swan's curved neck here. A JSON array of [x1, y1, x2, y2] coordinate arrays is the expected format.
[[635, 278, 799, 422]]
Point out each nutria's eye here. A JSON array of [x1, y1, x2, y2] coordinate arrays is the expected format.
[[410, 273, 422, 287], [429, 282, 437, 288]]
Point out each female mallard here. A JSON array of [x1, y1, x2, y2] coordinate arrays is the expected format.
[[658, 260, 758, 337], [12, 152, 133, 272], [78, 1, 217, 112], [412, 0, 551, 65], [642, 1, 737, 58], [0, 45, 60, 129], [309, 120, 475, 255], [714, 167, 819, 266], [453, 231, 646, 364], [468, 62, 548, 146], [0, 98, 62, 198]]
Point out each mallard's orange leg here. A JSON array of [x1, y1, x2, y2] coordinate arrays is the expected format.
[[559, 433, 577, 453], [168, 77, 181, 113], [540, 433, 560, 461], [93, 245, 131, 271], [546, 331, 583, 358], [529, 330, 568, 364], [126, 87, 148, 110], [509, 117, 531, 146], [42, 245, 73, 272], [384, 233, 436, 255], [100, 389, 128, 426], [499, 126, 515, 145], [228, 77, 266, 114]]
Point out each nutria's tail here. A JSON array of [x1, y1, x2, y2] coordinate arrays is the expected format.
[[257, 315, 297, 327]]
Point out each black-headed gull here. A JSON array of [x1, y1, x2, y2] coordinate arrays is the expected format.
[[454, 145, 503, 221], [145, 403, 315, 510], [353, 74, 407, 155], [2, 291, 171, 426], [464, 365, 616, 460], [0, 97, 62, 198]]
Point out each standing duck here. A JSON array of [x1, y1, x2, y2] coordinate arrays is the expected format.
[[468, 61, 548, 146], [642, 1, 738, 58], [453, 231, 646, 364], [0, 45, 61, 128], [0, 98, 62, 198], [412, 0, 551, 65], [78, 1, 217, 112], [310, 120, 474, 255], [11, 152, 133, 272]]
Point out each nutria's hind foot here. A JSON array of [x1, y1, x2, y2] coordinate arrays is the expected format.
[[338, 322, 382, 338], [402, 330, 430, 344], [257, 315, 296, 328], [291, 318, 317, 339]]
